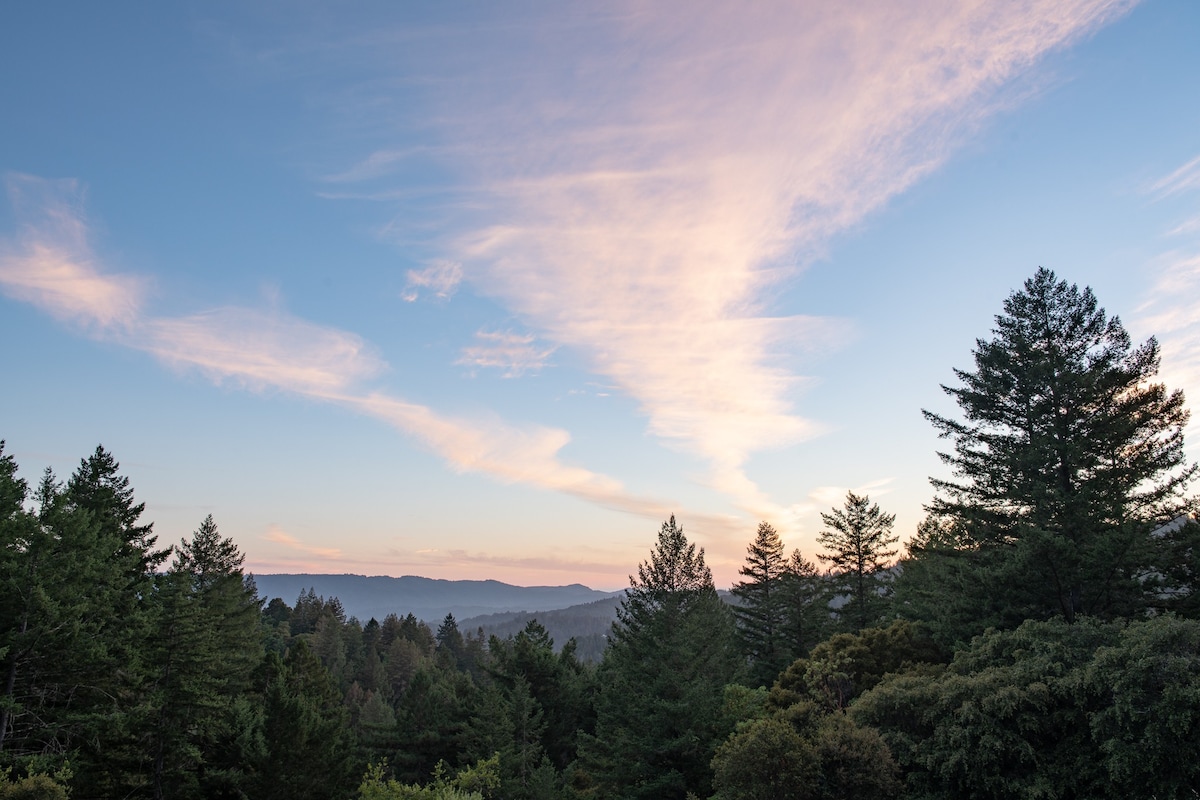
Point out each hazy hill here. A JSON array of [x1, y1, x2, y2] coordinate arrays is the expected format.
[[459, 590, 738, 663], [251, 573, 620, 624], [460, 595, 626, 662]]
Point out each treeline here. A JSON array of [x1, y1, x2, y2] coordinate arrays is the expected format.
[[4, 268, 1200, 799]]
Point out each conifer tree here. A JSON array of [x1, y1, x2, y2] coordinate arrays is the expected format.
[[905, 268, 1197, 638], [582, 516, 739, 800], [731, 522, 790, 687], [0, 448, 168, 794], [145, 515, 264, 799], [255, 640, 356, 800], [778, 548, 830, 660], [818, 492, 897, 631]]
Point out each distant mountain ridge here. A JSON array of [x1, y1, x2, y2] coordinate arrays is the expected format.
[[460, 595, 625, 662], [251, 573, 621, 624]]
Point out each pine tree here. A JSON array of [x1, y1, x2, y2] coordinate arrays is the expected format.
[[778, 548, 830, 660], [145, 515, 264, 799], [0, 442, 41, 755], [908, 268, 1196, 635], [0, 448, 168, 794], [581, 516, 740, 800], [255, 641, 356, 800], [818, 492, 897, 631], [731, 522, 790, 687]]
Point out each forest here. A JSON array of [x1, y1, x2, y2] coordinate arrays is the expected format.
[[3, 268, 1200, 799]]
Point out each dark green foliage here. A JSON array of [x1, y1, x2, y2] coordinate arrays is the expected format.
[[711, 717, 818, 800], [255, 640, 357, 800], [817, 492, 897, 631], [711, 702, 900, 800], [1154, 516, 1200, 616], [0, 446, 167, 795], [486, 620, 593, 774], [852, 616, 1200, 800], [144, 515, 265, 799], [581, 516, 740, 800], [391, 665, 476, 783], [769, 620, 944, 712], [777, 549, 829, 662], [911, 269, 1196, 635], [731, 523, 792, 687], [1083, 616, 1200, 798]]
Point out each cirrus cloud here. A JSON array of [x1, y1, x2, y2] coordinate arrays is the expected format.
[[332, 0, 1137, 521]]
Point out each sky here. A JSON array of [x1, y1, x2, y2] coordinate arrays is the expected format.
[[3, 1, 1200, 591]]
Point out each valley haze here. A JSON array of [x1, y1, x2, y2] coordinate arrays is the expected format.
[[252, 573, 621, 625]]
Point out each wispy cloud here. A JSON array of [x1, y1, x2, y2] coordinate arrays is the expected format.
[[396, 545, 632, 581], [322, 146, 434, 184], [338, 0, 1134, 519], [1149, 155, 1200, 199], [401, 260, 461, 302], [337, 391, 671, 517], [0, 177, 668, 522], [457, 329, 555, 377], [1135, 154, 1200, 455], [140, 307, 384, 395], [264, 524, 343, 559], [0, 174, 145, 329]]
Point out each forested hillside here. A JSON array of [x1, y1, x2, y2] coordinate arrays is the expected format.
[[3, 269, 1200, 799], [252, 574, 618, 627]]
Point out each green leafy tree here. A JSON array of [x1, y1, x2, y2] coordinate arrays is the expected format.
[[848, 616, 1200, 799], [731, 523, 791, 687], [0, 443, 41, 755], [818, 492, 897, 631], [768, 620, 944, 712], [711, 716, 817, 800], [581, 516, 740, 800], [911, 268, 1196, 634], [711, 702, 900, 800], [392, 664, 476, 783], [357, 754, 500, 800]]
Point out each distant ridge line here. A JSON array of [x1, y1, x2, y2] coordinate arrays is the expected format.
[[251, 573, 622, 625]]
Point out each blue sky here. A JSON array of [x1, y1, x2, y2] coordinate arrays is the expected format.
[[3, 1, 1199, 590]]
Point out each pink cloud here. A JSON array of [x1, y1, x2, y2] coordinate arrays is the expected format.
[[0, 174, 144, 329], [0, 177, 675, 526], [396, 0, 1137, 520], [140, 307, 384, 395], [263, 524, 344, 559], [456, 329, 556, 377]]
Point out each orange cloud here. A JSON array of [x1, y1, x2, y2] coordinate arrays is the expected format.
[[264, 524, 344, 559]]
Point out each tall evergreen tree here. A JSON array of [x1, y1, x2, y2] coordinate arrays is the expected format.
[[145, 515, 264, 799], [818, 492, 897, 631], [254, 640, 356, 800], [1, 447, 167, 795], [731, 522, 790, 687], [581, 516, 740, 800], [905, 268, 1196, 638], [777, 548, 830, 661], [0, 442, 41, 755], [65, 445, 167, 585]]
